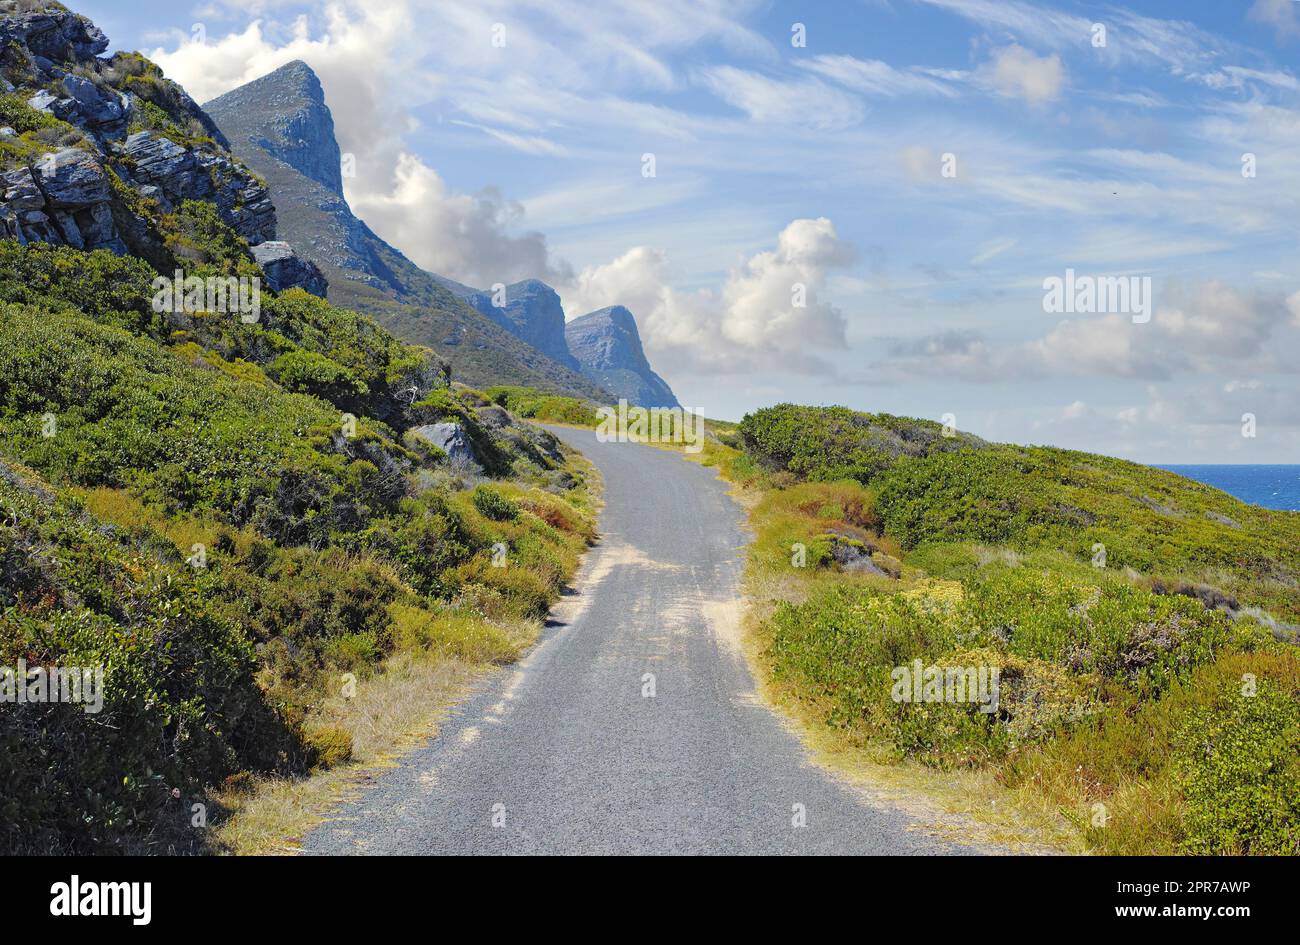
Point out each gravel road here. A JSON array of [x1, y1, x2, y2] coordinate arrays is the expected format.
[[301, 426, 971, 855]]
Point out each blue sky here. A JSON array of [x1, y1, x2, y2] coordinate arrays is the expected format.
[[73, 0, 1300, 462]]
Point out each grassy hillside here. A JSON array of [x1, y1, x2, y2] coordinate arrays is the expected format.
[[0, 224, 597, 853], [691, 404, 1300, 854]]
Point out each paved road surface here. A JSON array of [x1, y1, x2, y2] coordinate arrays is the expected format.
[[302, 427, 970, 855]]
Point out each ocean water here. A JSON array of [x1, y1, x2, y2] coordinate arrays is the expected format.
[[1158, 465, 1300, 512]]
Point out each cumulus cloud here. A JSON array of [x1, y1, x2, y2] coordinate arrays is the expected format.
[[559, 218, 856, 375], [349, 154, 571, 287], [148, 2, 572, 288], [720, 217, 855, 348], [978, 45, 1064, 103]]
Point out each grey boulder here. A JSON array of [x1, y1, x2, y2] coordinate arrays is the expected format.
[[410, 422, 479, 467], [251, 240, 328, 298]]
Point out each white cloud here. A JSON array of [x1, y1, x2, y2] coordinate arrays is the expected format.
[[979, 45, 1064, 104], [913, 0, 1230, 78], [698, 66, 865, 130], [349, 153, 570, 287], [1288, 290, 1300, 324], [559, 218, 856, 375], [866, 281, 1299, 385], [970, 237, 1017, 265], [1202, 65, 1300, 91], [150, 5, 569, 287], [1249, 0, 1300, 41], [721, 217, 855, 348], [798, 54, 959, 98]]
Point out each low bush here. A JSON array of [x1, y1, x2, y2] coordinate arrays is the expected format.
[[473, 485, 520, 521]]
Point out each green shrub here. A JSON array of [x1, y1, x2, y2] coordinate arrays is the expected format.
[[304, 725, 353, 770], [0, 240, 158, 332], [157, 201, 260, 278], [738, 403, 983, 484], [271, 349, 365, 399], [0, 92, 61, 133], [487, 385, 598, 425], [473, 485, 520, 522], [0, 476, 298, 854], [766, 565, 1237, 769], [1175, 680, 1300, 854], [0, 221, 592, 854]]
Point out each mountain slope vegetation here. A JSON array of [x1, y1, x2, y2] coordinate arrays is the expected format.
[[0, 3, 598, 852]]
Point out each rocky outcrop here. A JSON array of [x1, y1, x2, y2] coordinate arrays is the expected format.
[[565, 305, 680, 408], [823, 532, 899, 577], [117, 131, 275, 244], [0, 6, 108, 63], [28, 74, 128, 139], [251, 240, 328, 297], [0, 148, 124, 251], [410, 422, 479, 468], [0, 4, 276, 253]]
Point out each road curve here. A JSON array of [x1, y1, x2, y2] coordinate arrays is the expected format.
[[301, 426, 970, 855]]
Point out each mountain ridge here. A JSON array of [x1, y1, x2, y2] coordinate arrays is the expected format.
[[204, 61, 611, 401]]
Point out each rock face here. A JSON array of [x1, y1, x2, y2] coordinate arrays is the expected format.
[[0, 4, 278, 252], [251, 241, 327, 297], [118, 131, 276, 244], [410, 422, 478, 467], [0, 7, 108, 64], [442, 278, 580, 371], [565, 306, 680, 408], [205, 61, 612, 400], [0, 149, 124, 252], [198, 60, 344, 198]]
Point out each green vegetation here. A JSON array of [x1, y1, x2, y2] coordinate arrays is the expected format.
[[0, 233, 596, 853], [0, 92, 89, 169], [473, 485, 520, 522], [710, 404, 1300, 854], [0, 91, 62, 133], [0, 466, 289, 854], [487, 385, 600, 426]]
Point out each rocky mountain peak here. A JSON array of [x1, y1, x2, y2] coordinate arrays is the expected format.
[[566, 305, 680, 408], [205, 59, 344, 198]]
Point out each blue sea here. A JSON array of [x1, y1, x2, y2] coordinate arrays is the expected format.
[[1158, 465, 1300, 512]]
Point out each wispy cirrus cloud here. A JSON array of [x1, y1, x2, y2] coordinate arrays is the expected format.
[[696, 66, 866, 130], [797, 54, 961, 97]]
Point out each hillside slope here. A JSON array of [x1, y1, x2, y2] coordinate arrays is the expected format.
[[0, 4, 597, 853]]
